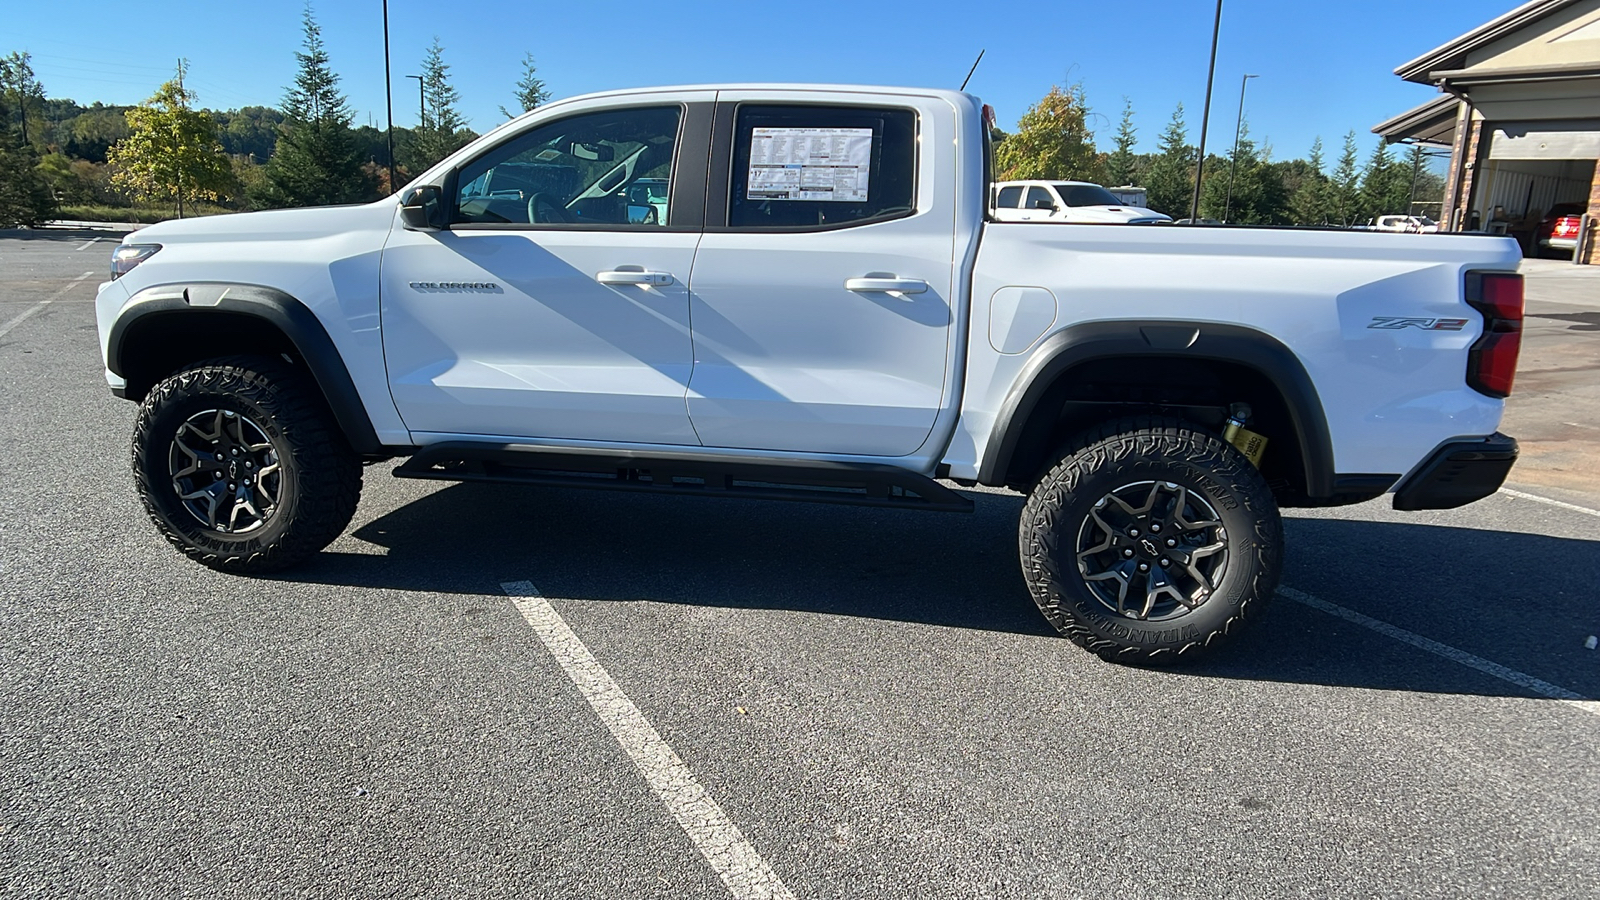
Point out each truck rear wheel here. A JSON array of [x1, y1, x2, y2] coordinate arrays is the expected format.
[[131, 356, 362, 573], [1019, 417, 1282, 664]]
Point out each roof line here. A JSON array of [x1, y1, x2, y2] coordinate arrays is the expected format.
[[1394, 0, 1581, 83]]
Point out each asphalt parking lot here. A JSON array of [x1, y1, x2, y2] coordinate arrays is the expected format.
[[2, 231, 1597, 899]]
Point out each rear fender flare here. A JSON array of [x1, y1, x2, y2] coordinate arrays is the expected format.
[[977, 320, 1334, 496]]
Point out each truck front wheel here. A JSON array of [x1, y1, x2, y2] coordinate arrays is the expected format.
[[131, 357, 362, 573], [1019, 417, 1282, 664]]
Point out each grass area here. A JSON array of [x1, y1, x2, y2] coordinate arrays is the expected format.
[[54, 204, 237, 225]]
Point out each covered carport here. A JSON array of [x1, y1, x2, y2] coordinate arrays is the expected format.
[[1375, 0, 1600, 263]]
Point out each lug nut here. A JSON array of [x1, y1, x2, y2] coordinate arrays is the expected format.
[[1138, 562, 1150, 572], [1128, 527, 1140, 537], [214, 472, 222, 480], [1123, 548, 1135, 558], [243, 478, 251, 486], [245, 461, 253, 469], [215, 453, 223, 461], [1166, 538, 1177, 547], [1159, 558, 1170, 567], [1150, 523, 1161, 533], [230, 449, 239, 456]]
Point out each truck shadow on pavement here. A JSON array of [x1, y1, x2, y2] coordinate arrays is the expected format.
[[277, 482, 1600, 700]]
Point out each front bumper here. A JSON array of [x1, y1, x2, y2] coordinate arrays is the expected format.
[[1392, 433, 1518, 511]]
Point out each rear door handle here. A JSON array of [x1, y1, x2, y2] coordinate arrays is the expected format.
[[844, 276, 928, 294], [597, 269, 673, 286]]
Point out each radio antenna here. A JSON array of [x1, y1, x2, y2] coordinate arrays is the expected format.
[[959, 49, 985, 91]]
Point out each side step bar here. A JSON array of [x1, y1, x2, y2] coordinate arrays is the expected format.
[[392, 442, 975, 513]]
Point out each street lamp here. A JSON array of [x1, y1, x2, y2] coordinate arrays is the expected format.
[[1189, 0, 1224, 224], [405, 74, 425, 130], [1223, 73, 1259, 224]]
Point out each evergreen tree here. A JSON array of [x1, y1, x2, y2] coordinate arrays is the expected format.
[[0, 52, 46, 149], [1143, 103, 1193, 217], [0, 80, 56, 226], [1329, 131, 1362, 226], [1198, 120, 1290, 225], [500, 53, 551, 118], [1290, 136, 1333, 225], [108, 63, 234, 217], [255, 5, 374, 208], [1359, 139, 1413, 220], [1104, 98, 1138, 187], [408, 38, 471, 171], [994, 84, 1103, 183]]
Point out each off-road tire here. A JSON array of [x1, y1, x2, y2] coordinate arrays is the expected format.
[[1019, 416, 1282, 664], [132, 356, 362, 573]]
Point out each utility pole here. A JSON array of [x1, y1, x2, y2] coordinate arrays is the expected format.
[[1189, 0, 1224, 224], [382, 0, 396, 194], [1223, 73, 1258, 223]]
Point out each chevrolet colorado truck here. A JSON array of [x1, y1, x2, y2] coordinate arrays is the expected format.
[[95, 84, 1525, 663]]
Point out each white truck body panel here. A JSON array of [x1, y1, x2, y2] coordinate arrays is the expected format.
[[96, 82, 1521, 496]]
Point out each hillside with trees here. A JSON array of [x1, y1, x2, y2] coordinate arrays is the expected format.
[[2, 21, 1442, 229]]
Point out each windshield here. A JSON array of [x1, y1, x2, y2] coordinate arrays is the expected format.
[[1054, 184, 1124, 207]]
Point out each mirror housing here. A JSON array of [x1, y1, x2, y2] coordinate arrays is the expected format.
[[1032, 199, 1057, 211], [400, 185, 447, 232]]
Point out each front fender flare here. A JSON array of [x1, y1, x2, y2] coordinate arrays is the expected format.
[[107, 282, 382, 455]]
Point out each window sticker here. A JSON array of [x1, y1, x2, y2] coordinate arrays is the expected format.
[[746, 127, 873, 202]]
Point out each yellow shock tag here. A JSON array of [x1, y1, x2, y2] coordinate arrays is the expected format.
[[1227, 427, 1268, 468]]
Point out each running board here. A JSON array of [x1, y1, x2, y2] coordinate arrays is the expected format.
[[392, 442, 974, 513]]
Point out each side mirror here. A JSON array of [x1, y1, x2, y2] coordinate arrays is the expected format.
[[400, 185, 447, 232], [1032, 199, 1057, 210]]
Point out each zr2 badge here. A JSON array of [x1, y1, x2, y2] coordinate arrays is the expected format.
[[1367, 316, 1469, 331]]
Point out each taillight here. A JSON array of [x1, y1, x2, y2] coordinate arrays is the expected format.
[[1553, 216, 1580, 238], [1464, 271, 1522, 398]]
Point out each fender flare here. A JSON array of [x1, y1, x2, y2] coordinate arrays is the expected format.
[[976, 320, 1336, 497], [107, 282, 383, 455]]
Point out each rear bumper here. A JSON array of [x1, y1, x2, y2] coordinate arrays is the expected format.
[[1392, 433, 1518, 511]]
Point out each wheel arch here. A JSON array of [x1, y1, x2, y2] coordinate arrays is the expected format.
[[107, 283, 382, 455], [977, 321, 1335, 501]]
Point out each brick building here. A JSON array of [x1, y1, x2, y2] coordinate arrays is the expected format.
[[1374, 0, 1600, 263]]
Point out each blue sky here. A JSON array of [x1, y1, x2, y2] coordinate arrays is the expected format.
[[10, 0, 1517, 169]]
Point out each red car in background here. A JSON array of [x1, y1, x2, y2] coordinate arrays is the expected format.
[[1537, 202, 1587, 258]]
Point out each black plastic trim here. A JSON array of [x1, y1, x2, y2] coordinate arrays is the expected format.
[[395, 442, 975, 513], [1392, 432, 1518, 511], [977, 320, 1336, 496], [106, 283, 383, 455]]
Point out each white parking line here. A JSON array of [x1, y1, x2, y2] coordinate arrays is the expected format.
[[500, 581, 796, 900], [1280, 586, 1599, 719], [0, 271, 95, 341], [1499, 487, 1600, 519], [75, 237, 99, 251]]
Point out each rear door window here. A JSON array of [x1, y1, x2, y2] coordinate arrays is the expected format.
[[996, 185, 1023, 208], [726, 105, 916, 229]]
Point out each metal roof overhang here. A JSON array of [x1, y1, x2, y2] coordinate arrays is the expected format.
[[1427, 61, 1600, 86], [1395, 0, 1582, 84], [1373, 95, 1460, 146]]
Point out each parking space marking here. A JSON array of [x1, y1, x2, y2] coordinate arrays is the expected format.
[[75, 238, 100, 251], [1499, 487, 1600, 519], [1281, 586, 1599, 719], [500, 581, 797, 900], [0, 271, 95, 341]]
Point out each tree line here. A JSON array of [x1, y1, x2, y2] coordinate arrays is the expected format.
[[995, 84, 1445, 225], [5, 26, 1440, 229], [0, 6, 550, 225]]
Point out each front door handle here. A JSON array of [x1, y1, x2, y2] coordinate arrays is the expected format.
[[844, 276, 929, 294], [597, 269, 673, 287]]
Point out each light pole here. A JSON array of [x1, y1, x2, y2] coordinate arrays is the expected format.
[[1188, 0, 1224, 224], [1223, 73, 1258, 224], [382, 0, 396, 195], [405, 74, 425, 130]]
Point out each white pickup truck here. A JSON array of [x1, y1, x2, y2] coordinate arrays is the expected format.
[[95, 84, 1525, 663]]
